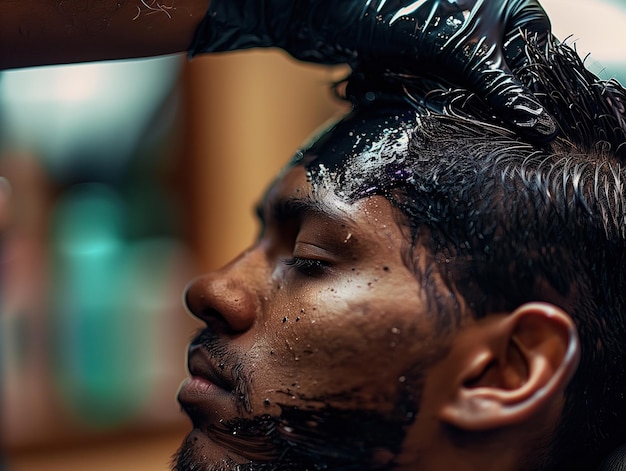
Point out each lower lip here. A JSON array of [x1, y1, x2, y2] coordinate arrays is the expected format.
[[179, 376, 222, 399], [178, 376, 236, 426]]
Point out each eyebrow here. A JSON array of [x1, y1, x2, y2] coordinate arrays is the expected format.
[[255, 194, 348, 227]]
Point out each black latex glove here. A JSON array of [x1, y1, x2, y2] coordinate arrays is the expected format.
[[190, 0, 557, 143]]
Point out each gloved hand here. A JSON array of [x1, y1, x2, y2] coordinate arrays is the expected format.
[[190, 0, 557, 143]]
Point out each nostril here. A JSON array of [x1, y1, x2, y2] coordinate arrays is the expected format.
[[183, 280, 229, 333], [183, 274, 257, 333], [183, 278, 205, 318]]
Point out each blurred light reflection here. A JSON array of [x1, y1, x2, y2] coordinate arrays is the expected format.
[[0, 56, 183, 181]]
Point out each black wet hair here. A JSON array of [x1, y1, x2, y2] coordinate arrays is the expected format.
[[337, 35, 626, 159], [309, 37, 626, 470]]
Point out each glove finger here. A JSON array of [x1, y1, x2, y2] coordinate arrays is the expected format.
[[473, 61, 557, 142], [503, 0, 552, 70], [441, 0, 557, 142]]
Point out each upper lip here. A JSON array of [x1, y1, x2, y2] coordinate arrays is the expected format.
[[187, 344, 234, 392]]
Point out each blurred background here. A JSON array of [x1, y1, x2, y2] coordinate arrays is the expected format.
[[1, 1, 625, 470]]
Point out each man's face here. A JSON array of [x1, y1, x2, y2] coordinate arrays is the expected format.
[[174, 113, 447, 471]]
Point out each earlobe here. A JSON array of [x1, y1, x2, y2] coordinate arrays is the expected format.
[[439, 303, 580, 431]]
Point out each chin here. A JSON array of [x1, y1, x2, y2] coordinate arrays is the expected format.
[[172, 428, 245, 471]]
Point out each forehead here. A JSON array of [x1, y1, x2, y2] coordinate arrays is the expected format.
[[258, 162, 416, 261], [260, 164, 384, 225]]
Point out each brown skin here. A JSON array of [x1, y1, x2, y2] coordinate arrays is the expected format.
[[0, 0, 210, 69], [406, 304, 580, 470], [180, 165, 443, 468], [179, 162, 581, 470]]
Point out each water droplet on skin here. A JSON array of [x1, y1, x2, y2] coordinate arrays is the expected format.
[[296, 317, 301, 321], [219, 362, 225, 369], [264, 398, 270, 406], [391, 327, 400, 334], [399, 376, 406, 383], [282, 317, 288, 323]]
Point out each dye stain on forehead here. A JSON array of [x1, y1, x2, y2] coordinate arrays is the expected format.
[[297, 106, 420, 202]]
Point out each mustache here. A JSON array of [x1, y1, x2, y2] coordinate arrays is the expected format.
[[190, 327, 253, 414]]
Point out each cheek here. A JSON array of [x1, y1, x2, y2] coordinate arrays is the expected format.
[[256, 277, 427, 405]]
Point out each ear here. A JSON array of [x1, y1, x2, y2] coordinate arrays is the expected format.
[[438, 303, 580, 431]]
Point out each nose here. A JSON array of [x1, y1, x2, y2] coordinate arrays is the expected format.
[[184, 251, 261, 333]]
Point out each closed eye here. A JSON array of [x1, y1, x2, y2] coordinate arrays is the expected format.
[[283, 257, 330, 277]]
